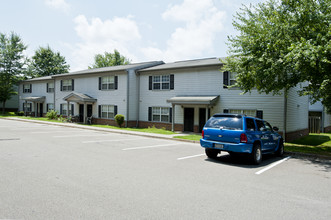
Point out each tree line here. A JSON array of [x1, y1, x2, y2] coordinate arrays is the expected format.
[[0, 31, 130, 113]]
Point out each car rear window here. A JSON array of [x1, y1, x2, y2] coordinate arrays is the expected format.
[[205, 116, 243, 130]]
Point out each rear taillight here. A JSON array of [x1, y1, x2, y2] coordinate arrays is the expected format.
[[202, 130, 204, 139], [240, 133, 248, 143]]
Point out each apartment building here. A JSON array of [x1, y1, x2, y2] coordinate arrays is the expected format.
[[19, 58, 331, 141]]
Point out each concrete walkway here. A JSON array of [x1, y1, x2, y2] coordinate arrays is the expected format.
[[1, 117, 201, 143]]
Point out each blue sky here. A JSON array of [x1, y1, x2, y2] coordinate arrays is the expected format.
[[1, 0, 264, 71]]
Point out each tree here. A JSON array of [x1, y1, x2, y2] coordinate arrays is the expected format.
[[28, 46, 70, 77], [89, 49, 130, 69], [0, 32, 27, 114], [224, 0, 331, 113]]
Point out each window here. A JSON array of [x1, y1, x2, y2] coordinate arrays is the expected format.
[[101, 76, 116, 90], [23, 103, 32, 112], [151, 107, 170, 122], [60, 103, 73, 116], [47, 82, 54, 93], [101, 105, 115, 119], [229, 72, 237, 86], [61, 79, 73, 91], [23, 84, 32, 93], [246, 118, 256, 131], [47, 103, 54, 111], [149, 75, 174, 90], [229, 109, 256, 117], [256, 120, 265, 131]]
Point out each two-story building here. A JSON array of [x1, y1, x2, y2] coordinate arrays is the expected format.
[[19, 58, 331, 141]]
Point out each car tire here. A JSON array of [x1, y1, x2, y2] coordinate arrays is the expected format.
[[276, 141, 284, 157], [205, 148, 220, 159], [252, 144, 262, 165]]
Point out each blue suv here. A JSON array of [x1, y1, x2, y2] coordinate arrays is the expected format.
[[200, 113, 284, 164]]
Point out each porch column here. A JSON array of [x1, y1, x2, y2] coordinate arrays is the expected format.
[[67, 101, 70, 117], [34, 102, 37, 117], [84, 102, 87, 124], [206, 106, 209, 122], [172, 104, 175, 132], [25, 100, 27, 116]]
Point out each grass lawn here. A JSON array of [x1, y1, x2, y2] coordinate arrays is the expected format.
[[173, 134, 201, 141], [285, 133, 331, 157], [88, 124, 176, 135]]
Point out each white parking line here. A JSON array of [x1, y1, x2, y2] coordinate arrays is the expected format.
[[54, 134, 113, 138], [122, 143, 180, 151], [255, 156, 291, 175], [82, 137, 147, 143], [177, 154, 205, 160]]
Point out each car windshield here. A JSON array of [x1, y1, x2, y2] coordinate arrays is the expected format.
[[205, 116, 243, 130]]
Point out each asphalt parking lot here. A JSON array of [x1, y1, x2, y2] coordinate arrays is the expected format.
[[1, 119, 331, 219]]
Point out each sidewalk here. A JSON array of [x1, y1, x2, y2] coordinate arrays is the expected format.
[[1, 117, 200, 143]]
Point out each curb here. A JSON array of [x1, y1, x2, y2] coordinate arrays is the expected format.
[[0, 117, 201, 144]]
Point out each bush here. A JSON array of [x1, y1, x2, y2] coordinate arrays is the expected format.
[[16, 111, 24, 116], [46, 110, 58, 120], [114, 114, 125, 128]]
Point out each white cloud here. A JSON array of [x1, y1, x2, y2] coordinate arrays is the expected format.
[[70, 15, 141, 71], [142, 0, 226, 61], [45, 0, 70, 13]]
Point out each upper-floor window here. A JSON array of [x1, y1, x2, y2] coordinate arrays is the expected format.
[[47, 82, 54, 93], [23, 84, 32, 93], [149, 74, 174, 91], [99, 76, 118, 90], [61, 79, 74, 91], [223, 71, 237, 88]]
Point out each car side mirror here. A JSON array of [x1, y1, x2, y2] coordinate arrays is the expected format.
[[273, 126, 279, 131]]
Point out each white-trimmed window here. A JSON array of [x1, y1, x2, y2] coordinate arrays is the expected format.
[[229, 72, 237, 86], [229, 109, 257, 117], [23, 103, 32, 112], [101, 76, 115, 90], [61, 103, 72, 116], [100, 105, 115, 119], [47, 82, 54, 93], [152, 107, 170, 122], [61, 79, 73, 91], [153, 75, 170, 90], [47, 103, 54, 111], [23, 84, 32, 93]]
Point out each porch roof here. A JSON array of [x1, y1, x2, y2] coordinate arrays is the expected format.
[[63, 92, 97, 103], [22, 96, 46, 102], [167, 95, 219, 105]]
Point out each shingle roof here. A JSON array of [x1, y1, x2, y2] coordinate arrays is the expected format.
[[139, 58, 223, 72]]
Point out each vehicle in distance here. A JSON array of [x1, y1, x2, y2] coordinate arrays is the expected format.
[[200, 113, 284, 164]]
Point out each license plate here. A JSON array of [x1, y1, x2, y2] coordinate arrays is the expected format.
[[215, 144, 224, 149]]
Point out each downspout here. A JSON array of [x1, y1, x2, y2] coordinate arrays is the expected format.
[[284, 89, 288, 142], [136, 70, 140, 128], [126, 70, 130, 128]]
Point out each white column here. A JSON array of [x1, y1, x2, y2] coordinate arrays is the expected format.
[[172, 104, 175, 132], [67, 101, 70, 117], [84, 102, 87, 124]]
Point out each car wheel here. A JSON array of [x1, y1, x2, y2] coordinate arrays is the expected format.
[[252, 144, 262, 165], [205, 148, 220, 159], [276, 141, 284, 157]]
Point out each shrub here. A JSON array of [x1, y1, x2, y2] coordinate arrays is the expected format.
[[114, 114, 125, 128], [16, 111, 24, 116], [46, 110, 58, 120]]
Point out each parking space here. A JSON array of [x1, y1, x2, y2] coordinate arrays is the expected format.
[[1, 119, 331, 219]]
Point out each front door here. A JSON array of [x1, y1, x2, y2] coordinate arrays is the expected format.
[[87, 104, 92, 117], [184, 108, 194, 132], [79, 104, 84, 122], [39, 103, 43, 117], [199, 108, 210, 133]]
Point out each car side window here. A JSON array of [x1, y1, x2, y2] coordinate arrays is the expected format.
[[256, 120, 265, 131], [265, 122, 273, 131], [246, 118, 256, 131]]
